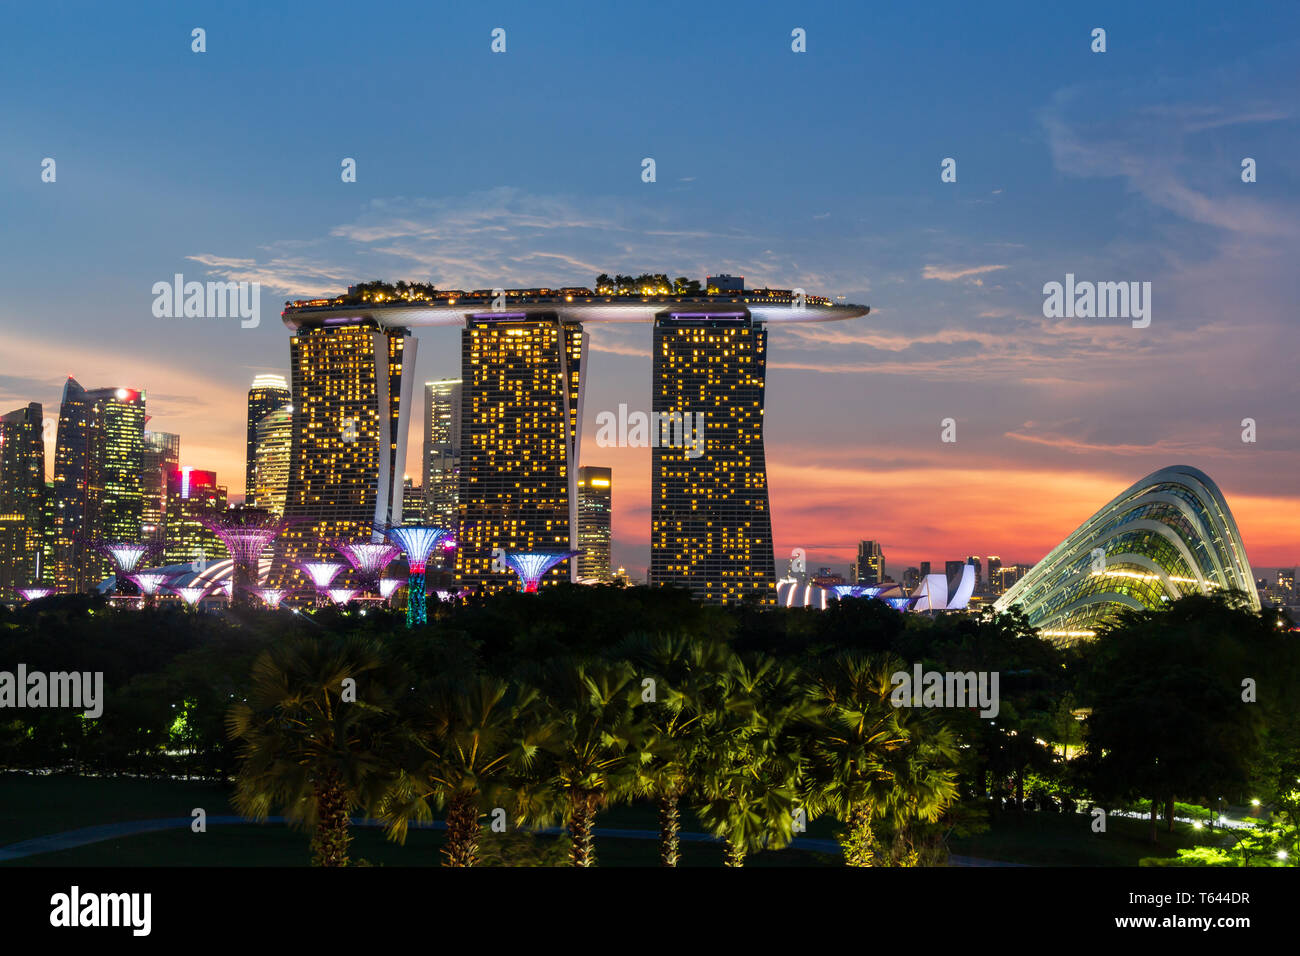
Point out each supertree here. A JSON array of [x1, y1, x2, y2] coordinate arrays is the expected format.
[[255, 588, 287, 609], [301, 562, 343, 609], [127, 572, 171, 608], [328, 588, 358, 606], [16, 587, 54, 602], [332, 541, 400, 593], [173, 585, 210, 608], [377, 578, 401, 602], [95, 541, 159, 599], [499, 549, 581, 593], [381, 525, 453, 627], [198, 509, 287, 607]]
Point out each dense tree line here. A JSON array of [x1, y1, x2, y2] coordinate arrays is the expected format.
[[1, 587, 1295, 865]]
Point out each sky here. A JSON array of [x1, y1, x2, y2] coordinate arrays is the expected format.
[[2, 0, 1298, 578]]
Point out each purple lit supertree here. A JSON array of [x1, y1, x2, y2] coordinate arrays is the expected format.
[[173, 585, 210, 608], [328, 588, 358, 606], [198, 509, 287, 607], [95, 541, 158, 599], [301, 562, 343, 608], [381, 525, 453, 627], [332, 541, 400, 591], [127, 572, 171, 608], [377, 578, 401, 601], [500, 549, 581, 593], [17, 587, 54, 602], [255, 588, 287, 609]]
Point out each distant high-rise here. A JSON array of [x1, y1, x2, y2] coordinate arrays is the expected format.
[[966, 555, 983, 594], [272, 325, 416, 588], [650, 313, 775, 604], [0, 403, 45, 596], [576, 466, 612, 581], [945, 560, 965, 587], [422, 379, 462, 527], [141, 431, 180, 544], [902, 566, 921, 591], [163, 468, 229, 568], [252, 406, 291, 516], [456, 316, 585, 593], [402, 477, 424, 526], [852, 540, 885, 585], [919, 560, 931, 578], [246, 375, 290, 498], [1278, 568, 1295, 594], [51, 380, 146, 592], [987, 555, 1004, 595]]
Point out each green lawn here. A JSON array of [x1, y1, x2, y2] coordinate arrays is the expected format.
[[0, 772, 233, 844], [1, 773, 1224, 867], [948, 810, 1221, 866], [0, 773, 835, 866]]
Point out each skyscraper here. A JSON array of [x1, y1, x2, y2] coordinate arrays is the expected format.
[[141, 430, 180, 545], [966, 555, 983, 594], [456, 315, 585, 593], [51, 379, 145, 592], [422, 379, 462, 527], [852, 540, 885, 585], [402, 477, 424, 525], [272, 325, 416, 587], [252, 405, 291, 516], [576, 466, 612, 581], [986, 555, 1003, 595], [162, 467, 229, 568], [0, 403, 45, 595], [650, 313, 775, 604], [246, 374, 290, 498]]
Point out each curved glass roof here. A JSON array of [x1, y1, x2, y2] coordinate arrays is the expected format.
[[994, 465, 1258, 639]]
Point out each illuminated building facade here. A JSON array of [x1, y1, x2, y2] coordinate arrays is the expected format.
[[252, 405, 291, 515], [995, 465, 1260, 640], [851, 540, 885, 585], [650, 313, 775, 604], [0, 403, 45, 596], [162, 468, 229, 568], [271, 324, 416, 588], [51, 379, 146, 592], [141, 430, 179, 544], [576, 465, 612, 581], [246, 375, 290, 497], [456, 315, 585, 593], [423, 379, 462, 527]]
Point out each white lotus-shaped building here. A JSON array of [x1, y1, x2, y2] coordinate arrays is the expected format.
[[994, 465, 1258, 639]]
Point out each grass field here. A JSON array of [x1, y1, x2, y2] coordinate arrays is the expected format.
[[0, 773, 1220, 866]]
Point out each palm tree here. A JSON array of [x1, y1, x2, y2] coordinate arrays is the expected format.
[[802, 652, 959, 866], [693, 655, 814, 866], [533, 659, 649, 866], [379, 676, 547, 867], [619, 632, 732, 865], [225, 636, 400, 867]]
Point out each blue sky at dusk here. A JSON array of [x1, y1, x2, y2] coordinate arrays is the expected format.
[[2, 0, 1297, 577]]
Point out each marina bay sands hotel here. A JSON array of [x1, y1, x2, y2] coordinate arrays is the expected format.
[[271, 282, 869, 604]]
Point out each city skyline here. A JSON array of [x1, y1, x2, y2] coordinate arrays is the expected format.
[[2, 2, 1297, 577]]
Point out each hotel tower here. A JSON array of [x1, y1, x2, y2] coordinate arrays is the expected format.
[[455, 315, 585, 593], [650, 312, 776, 604], [271, 324, 416, 587]]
